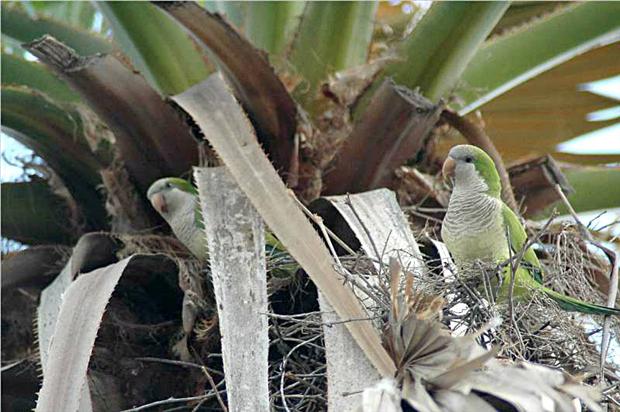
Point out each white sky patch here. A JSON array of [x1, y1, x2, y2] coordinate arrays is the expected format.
[[23, 51, 38, 62], [401, 2, 414, 14], [92, 10, 104, 33], [581, 316, 620, 367], [556, 123, 620, 155], [580, 75, 620, 101], [571, 207, 620, 238], [1, 133, 32, 182], [586, 105, 620, 122], [555, 75, 620, 156]]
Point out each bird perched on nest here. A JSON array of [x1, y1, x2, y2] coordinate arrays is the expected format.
[[441, 144, 619, 316]]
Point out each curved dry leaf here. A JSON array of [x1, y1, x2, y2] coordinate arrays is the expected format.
[[464, 360, 600, 412], [173, 73, 395, 377], [156, 2, 297, 177], [36, 257, 131, 412], [429, 346, 499, 389], [25, 35, 199, 194], [35, 255, 173, 412], [402, 376, 442, 412]]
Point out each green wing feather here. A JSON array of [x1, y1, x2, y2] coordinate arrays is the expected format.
[[501, 203, 543, 284], [543, 288, 620, 315], [194, 200, 205, 231], [501, 204, 619, 316]]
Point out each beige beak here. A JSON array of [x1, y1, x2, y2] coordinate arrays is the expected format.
[[151, 192, 168, 214], [442, 156, 456, 183]]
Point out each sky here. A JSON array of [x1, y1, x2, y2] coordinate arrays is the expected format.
[[1, 133, 32, 182], [556, 75, 620, 155]]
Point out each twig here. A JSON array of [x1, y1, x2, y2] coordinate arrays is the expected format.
[[553, 184, 618, 383], [0, 359, 25, 372], [344, 194, 392, 299], [280, 335, 322, 412], [291, 192, 360, 258], [202, 361, 228, 412], [345, 194, 382, 265], [120, 393, 222, 412], [502, 211, 557, 280], [314, 213, 344, 268], [405, 206, 448, 213], [135, 357, 207, 369], [407, 209, 444, 224], [322, 315, 381, 327], [135, 356, 227, 411], [504, 234, 525, 357], [441, 109, 518, 213]]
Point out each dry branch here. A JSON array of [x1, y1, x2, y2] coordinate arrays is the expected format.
[[156, 1, 297, 178], [508, 154, 573, 217], [173, 73, 396, 377], [24, 35, 199, 194], [393, 167, 450, 209], [323, 79, 442, 195]]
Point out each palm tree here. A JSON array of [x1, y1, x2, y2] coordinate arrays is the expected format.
[[2, 2, 619, 410]]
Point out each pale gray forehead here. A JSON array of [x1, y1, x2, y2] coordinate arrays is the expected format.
[[147, 179, 169, 198], [448, 145, 475, 159]]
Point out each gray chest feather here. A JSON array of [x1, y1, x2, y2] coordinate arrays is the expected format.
[[441, 193, 507, 265]]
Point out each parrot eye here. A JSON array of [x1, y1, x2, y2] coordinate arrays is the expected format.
[[464, 156, 474, 163], [165, 182, 172, 189]]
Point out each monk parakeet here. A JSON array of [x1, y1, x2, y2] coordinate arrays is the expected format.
[[147, 177, 288, 262], [148, 177, 294, 357], [441, 145, 619, 316], [148, 177, 208, 260]]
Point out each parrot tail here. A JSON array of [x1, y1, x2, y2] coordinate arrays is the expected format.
[[543, 288, 620, 316]]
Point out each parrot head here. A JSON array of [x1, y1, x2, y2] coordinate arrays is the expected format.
[[442, 144, 501, 197], [147, 177, 198, 219]]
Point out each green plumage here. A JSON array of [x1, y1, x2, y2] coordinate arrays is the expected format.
[[148, 177, 294, 270], [501, 204, 543, 284], [442, 145, 619, 317]]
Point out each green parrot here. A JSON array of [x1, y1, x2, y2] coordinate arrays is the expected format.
[[441, 145, 619, 316], [147, 177, 294, 357], [147, 177, 287, 261], [148, 177, 208, 260]]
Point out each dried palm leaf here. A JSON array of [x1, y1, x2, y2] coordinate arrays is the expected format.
[[375, 259, 602, 412]]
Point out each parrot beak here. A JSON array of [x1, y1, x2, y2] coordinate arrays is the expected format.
[[151, 192, 168, 214], [442, 156, 456, 184]]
